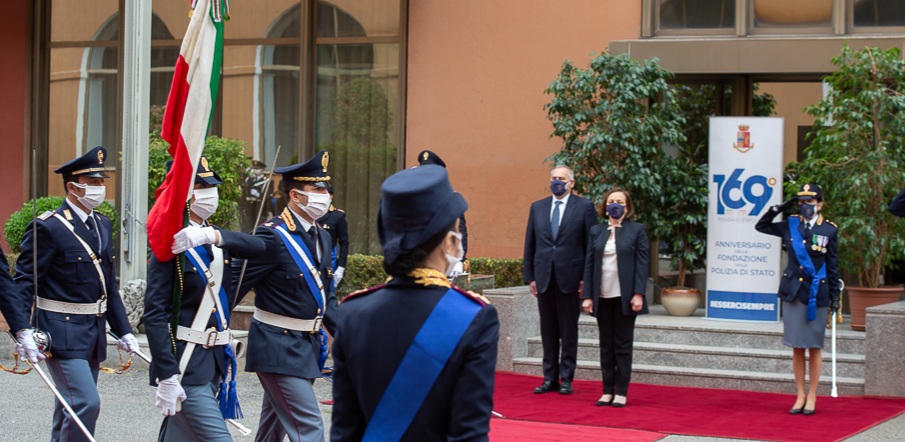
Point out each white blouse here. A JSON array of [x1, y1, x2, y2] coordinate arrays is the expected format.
[[600, 230, 621, 299]]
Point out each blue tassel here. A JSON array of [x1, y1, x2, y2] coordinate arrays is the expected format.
[[318, 328, 328, 371], [225, 379, 243, 419], [217, 379, 228, 417]]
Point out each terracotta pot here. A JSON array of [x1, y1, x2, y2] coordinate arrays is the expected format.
[[661, 287, 702, 316], [847, 286, 903, 331], [754, 0, 832, 25]]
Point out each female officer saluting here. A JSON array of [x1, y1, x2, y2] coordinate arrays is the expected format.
[[756, 183, 840, 416]]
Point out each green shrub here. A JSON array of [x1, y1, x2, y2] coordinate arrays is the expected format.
[[149, 132, 250, 230], [468, 257, 524, 288], [335, 254, 525, 300], [4, 197, 119, 254], [336, 254, 387, 299]]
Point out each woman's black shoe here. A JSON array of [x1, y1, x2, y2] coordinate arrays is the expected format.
[[789, 406, 804, 415], [595, 395, 613, 406], [803, 408, 816, 416]]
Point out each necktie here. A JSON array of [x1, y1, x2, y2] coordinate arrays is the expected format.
[[308, 226, 320, 260], [803, 222, 811, 242], [551, 201, 562, 241], [86, 216, 101, 251]]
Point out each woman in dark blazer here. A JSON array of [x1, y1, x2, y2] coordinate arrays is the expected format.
[[581, 187, 649, 408]]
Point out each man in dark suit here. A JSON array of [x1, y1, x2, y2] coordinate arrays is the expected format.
[[523, 164, 597, 394], [144, 157, 266, 440], [233, 150, 337, 442], [6, 146, 137, 441], [331, 164, 498, 441]]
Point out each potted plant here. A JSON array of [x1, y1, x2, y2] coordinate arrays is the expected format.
[[797, 45, 905, 330]]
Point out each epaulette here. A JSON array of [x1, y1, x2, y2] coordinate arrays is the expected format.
[[95, 212, 110, 220], [279, 208, 296, 232], [341, 284, 385, 304], [262, 216, 284, 229], [336, 208, 345, 213], [452, 286, 491, 307], [826, 220, 838, 228], [37, 211, 54, 221]]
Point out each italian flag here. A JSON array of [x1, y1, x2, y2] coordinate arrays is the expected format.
[[147, 0, 226, 262]]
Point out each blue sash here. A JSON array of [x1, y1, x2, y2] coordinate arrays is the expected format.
[[272, 226, 329, 369], [788, 217, 827, 321], [185, 247, 243, 419], [362, 288, 482, 442]]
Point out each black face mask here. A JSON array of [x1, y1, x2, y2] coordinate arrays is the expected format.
[[550, 180, 568, 197], [799, 203, 816, 220], [606, 203, 625, 219]]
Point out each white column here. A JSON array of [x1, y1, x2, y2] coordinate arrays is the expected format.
[[119, 0, 151, 282]]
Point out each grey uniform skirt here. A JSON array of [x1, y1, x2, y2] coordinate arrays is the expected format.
[[782, 300, 828, 349]]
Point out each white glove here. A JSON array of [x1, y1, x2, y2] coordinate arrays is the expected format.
[[334, 266, 345, 287], [449, 261, 465, 278], [172, 226, 220, 254], [155, 375, 187, 417], [250, 189, 261, 198], [15, 328, 46, 364], [116, 333, 141, 354]]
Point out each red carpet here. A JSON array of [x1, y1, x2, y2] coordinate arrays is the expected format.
[[490, 418, 663, 441], [494, 372, 905, 442]]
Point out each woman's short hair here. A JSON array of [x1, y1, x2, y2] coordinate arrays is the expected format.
[[598, 187, 635, 220]]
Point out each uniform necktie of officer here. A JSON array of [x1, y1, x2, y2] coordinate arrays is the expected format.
[[308, 226, 320, 260], [86, 215, 101, 251], [551, 201, 562, 240], [803, 221, 811, 240]]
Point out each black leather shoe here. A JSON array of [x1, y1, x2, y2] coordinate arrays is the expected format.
[[559, 381, 573, 395], [596, 394, 613, 406], [803, 408, 816, 416], [534, 380, 559, 394], [789, 406, 804, 415]]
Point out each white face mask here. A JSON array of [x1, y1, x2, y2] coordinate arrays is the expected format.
[[445, 231, 465, 277], [191, 187, 219, 220], [70, 182, 106, 210], [294, 190, 331, 220]]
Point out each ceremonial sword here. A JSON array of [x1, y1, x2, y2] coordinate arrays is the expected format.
[[107, 331, 252, 436], [7, 332, 96, 442]]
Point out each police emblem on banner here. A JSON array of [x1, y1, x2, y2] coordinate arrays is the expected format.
[[733, 124, 754, 153]]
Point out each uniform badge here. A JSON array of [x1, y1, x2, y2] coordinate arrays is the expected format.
[[63, 209, 73, 221], [97, 150, 104, 164], [38, 210, 54, 221], [321, 152, 329, 172]]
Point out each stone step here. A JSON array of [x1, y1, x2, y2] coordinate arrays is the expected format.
[[512, 356, 864, 396], [577, 315, 865, 355], [526, 338, 864, 378]]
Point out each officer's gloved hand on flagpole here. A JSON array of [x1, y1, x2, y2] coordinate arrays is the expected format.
[[116, 333, 141, 354], [830, 296, 841, 314], [172, 225, 221, 254], [155, 375, 187, 417], [15, 328, 46, 364], [334, 266, 345, 287], [775, 197, 797, 213]]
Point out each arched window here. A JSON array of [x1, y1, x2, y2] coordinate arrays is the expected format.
[[83, 14, 178, 152], [258, 4, 302, 167]]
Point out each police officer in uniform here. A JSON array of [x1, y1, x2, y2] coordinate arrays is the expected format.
[[8, 146, 138, 441], [331, 165, 499, 441], [756, 183, 840, 415], [144, 157, 266, 440], [234, 150, 337, 442], [317, 186, 348, 288], [417, 150, 469, 274]]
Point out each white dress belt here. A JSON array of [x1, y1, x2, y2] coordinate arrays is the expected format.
[[176, 325, 231, 347], [36, 297, 107, 315], [253, 308, 322, 333]]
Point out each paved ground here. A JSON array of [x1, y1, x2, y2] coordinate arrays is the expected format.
[[0, 337, 902, 441]]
